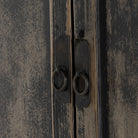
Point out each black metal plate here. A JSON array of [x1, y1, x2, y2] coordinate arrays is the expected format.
[[74, 39, 90, 109], [53, 35, 71, 103]]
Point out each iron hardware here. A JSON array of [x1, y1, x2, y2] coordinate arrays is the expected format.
[[52, 35, 71, 103], [53, 66, 67, 91], [73, 72, 89, 96], [73, 39, 91, 108]]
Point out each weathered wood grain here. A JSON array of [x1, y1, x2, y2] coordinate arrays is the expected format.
[[50, 0, 74, 138], [0, 0, 52, 137], [73, 0, 99, 137], [106, 0, 138, 138], [1, 0, 137, 138]]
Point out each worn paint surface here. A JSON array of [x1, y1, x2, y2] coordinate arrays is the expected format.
[[0, 0, 52, 137], [0, 0, 137, 138], [106, 0, 138, 138], [50, 0, 74, 138], [73, 0, 98, 137]]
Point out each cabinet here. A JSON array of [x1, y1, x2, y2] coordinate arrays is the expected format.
[[0, 0, 137, 138]]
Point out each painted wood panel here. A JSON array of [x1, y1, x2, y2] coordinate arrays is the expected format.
[[0, 0, 52, 137], [50, 0, 74, 138], [105, 0, 138, 138], [73, 0, 99, 137], [0, 0, 137, 138]]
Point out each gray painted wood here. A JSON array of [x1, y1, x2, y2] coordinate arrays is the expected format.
[[50, 0, 74, 138], [0, 0, 52, 137], [0, 0, 137, 138], [0, 0, 74, 137], [105, 0, 138, 138], [73, 0, 99, 137]]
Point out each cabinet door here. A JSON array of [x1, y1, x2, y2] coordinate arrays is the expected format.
[[50, 0, 74, 137], [0, 0, 137, 138], [73, 0, 99, 138]]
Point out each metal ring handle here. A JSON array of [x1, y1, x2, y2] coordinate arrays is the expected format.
[[53, 67, 67, 91], [73, 72, 89, 96]]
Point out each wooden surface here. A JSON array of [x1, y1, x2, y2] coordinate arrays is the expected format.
[[104, 0, 138, 138], [73, 0, 99, 137], [0, 0, 74, 138], [0, 0, 137, 138], [0, 0, 52, 137], [50, 0, 74, 138]]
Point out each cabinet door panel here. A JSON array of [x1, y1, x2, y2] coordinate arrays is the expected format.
[[73, 0, 99, 137], [50, 0, 74, 138]]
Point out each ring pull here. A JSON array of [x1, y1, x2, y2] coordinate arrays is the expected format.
[[53, 66, 67, 91], [73, 72, 89, 96]]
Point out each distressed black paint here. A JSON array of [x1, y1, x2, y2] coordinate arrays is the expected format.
[[106, 0, 138, 137], [0, 0, 52, 137]]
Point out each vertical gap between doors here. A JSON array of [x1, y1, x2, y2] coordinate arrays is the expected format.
[[70, 0, 77, 138], [99, 0, 109, 137]]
